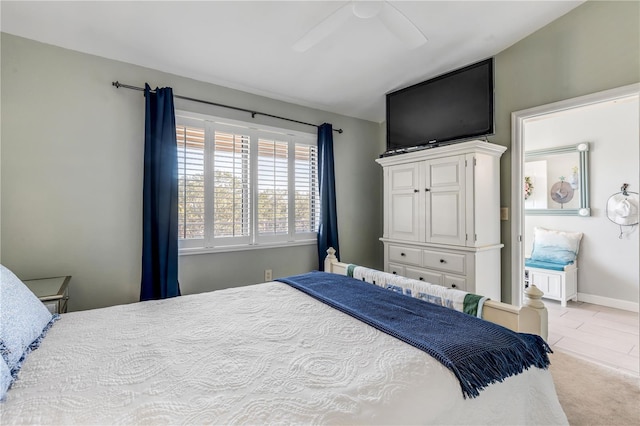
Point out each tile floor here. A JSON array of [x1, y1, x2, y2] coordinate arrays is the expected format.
[[546, 300, 639, 376]]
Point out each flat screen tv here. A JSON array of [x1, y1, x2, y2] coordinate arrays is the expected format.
[[385, 58, 494, 155]]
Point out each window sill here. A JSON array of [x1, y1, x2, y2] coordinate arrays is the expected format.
[[179, 239, 317, 256]]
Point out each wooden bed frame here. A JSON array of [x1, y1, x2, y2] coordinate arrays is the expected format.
[[324, 248, 549, 340]]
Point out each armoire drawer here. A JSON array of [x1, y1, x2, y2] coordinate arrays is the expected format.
[[404, 267, 443, 285], [387, 262, 406, 276], [423, 249, 466, 274], [443, 274, 466, 291], [388, 245, 422, 266], [404, 267, 466, 291]]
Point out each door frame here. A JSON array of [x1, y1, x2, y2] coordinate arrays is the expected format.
[[510, 83, 640, 305]]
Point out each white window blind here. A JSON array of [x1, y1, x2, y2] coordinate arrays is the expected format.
[[177, 124, 205, 244], [294, 143, 319, 235], [212, 130, 251, 244], [257, 138, 289, 241], [176, 112, 318, 252]]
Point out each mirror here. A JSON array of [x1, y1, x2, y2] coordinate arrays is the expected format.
[[524, 143, 590, 216]]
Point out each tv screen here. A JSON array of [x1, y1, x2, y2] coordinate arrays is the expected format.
[[386, 58, 494, 154]]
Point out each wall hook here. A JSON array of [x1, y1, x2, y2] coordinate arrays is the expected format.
[[621, 183, 629, 196]]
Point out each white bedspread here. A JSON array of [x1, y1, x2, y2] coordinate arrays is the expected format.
[[1, 282, 568, 425]]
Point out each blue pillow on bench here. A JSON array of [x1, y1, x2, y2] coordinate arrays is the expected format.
[[530, 227, 583, 265]]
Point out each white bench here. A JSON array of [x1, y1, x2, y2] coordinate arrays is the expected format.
[[524, 261, 578, 307]]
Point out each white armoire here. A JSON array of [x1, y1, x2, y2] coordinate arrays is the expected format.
[[376, 140, 506, 300]]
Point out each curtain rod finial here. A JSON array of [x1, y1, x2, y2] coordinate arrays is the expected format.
[[112, 81, 120, 88]]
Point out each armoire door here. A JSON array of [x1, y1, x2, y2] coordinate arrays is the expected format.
[[424, 155, 466, 246], [387, 163, 423, 242]]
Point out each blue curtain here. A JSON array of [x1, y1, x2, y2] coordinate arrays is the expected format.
[[317, 123, 339, 270], [140, 84, 181, 301]]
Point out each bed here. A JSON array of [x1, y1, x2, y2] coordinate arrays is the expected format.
[[1, 251, 567, 425]]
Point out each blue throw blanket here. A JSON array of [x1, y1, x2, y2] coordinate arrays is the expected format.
[[277, 271, 551, 399]]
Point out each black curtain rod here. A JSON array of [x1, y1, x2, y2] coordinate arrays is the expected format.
[[112, 81, 343, 134]]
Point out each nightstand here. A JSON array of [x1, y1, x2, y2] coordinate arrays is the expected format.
[[23, 276, 71, 314]]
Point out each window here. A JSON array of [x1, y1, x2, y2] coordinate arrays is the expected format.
[[176, 112, 319, 251]]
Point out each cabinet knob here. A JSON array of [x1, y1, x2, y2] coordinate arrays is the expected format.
[[440, 259, 446, 263], [414, 189, 419, 193], [451, 284, 457, 288], [419, 277, 424, 281], [425, 188, 431, 192], [400, 252, 406, 257], [392, 271, 397, 275]]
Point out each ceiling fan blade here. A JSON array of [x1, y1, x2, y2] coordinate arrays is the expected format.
[[351, 1, 383, 19], [293, 3, 354, 52], [378, 1, 427, 49]]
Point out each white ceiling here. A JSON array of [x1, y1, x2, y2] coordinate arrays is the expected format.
[[0, 1, 584, 123]]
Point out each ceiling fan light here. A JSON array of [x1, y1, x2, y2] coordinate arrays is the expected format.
[[352, 1, 383, 19]]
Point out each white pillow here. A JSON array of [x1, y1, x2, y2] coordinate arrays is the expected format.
[[530, 227, 583, 265], [0, 265, 57, 387]]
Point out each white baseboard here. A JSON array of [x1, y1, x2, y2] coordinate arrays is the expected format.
[[577, 292, 639, 313]]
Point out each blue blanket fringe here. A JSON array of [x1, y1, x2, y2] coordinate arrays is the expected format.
[[277, 272, 551, 399]]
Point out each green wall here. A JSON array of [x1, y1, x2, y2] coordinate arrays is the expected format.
[[0, 33, 383, 311], [492, 0, 639, 302]]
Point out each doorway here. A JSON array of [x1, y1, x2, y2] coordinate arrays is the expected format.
[[511, 83, 640, 308]]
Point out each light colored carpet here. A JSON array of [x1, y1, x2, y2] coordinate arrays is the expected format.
[[549, 350, 640, 425]]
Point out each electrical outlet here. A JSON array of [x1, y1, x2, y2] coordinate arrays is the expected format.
[[500, 207, 509, 221], [264, 269, 273, 281]]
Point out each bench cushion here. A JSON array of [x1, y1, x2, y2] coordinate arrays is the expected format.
[[525, 258, 573, 271]]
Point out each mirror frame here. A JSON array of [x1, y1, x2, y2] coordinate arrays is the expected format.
[[524, 142, 590, 216]]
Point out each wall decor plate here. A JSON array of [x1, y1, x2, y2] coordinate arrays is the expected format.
[[550, 181, 574, 205]]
